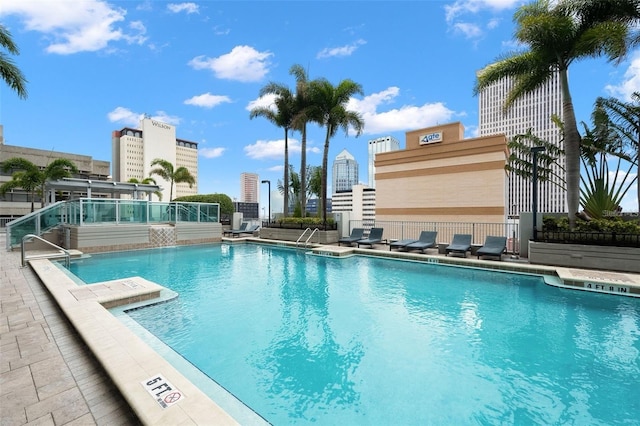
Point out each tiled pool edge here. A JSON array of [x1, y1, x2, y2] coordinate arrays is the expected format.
[[27, 259, 240, 426], [238, 237, 640, 298]]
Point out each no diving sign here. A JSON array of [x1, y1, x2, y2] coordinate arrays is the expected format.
[[141, 374, 185, 408]]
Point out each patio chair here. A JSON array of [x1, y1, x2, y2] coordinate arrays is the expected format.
[[404, 231, 438, 254], [445, 234, 472, 257], [232, 224, 260, 237], [389, 238, 418, 251], [224, 222, 247, 237], [338, 228, 365, 246], [477, 236, 507, 260], [356, 228, 384, 248]]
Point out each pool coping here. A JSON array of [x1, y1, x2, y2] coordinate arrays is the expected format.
[[26, 240, 640, 425]]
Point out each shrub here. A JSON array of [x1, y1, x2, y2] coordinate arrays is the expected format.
[[543, 215, 640, 234]]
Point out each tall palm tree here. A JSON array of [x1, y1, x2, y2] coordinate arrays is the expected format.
[[307, 78, 365, 224], [0, 24, 28, 99], [128, 177, 162, 200], [474, 0, 640, 228], [250, 82, 296, 217], [594, 93, 640, 211], [290, 64, 313, 217], [149, 158, 195, 201], [1, 157, 78, 212]]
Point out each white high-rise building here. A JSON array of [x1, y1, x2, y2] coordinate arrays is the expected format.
[[478, 71, 565, 217], [332, 149, 358, 193], [368, 136, 400, 188], [331, 184, 376, 225], [240, 172, 259, 203], [112, 118, 198, 201]]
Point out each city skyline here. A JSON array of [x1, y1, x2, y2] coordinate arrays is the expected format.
[[1, 0, 638, 212]]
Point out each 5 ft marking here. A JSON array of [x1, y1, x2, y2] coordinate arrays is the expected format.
[[141, 374, 184, 408]]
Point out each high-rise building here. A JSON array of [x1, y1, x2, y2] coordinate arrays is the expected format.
[[332, 149, 358, 193], [112, 118, 198, 201], [240, 172, 259, 203], [368, 136, 400, 188], [478, 71, 565, 217], [331, 184, 376, 225]]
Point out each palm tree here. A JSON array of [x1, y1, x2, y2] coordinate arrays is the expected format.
[[128, 177, 162, 200], [474, 0, 640, 228], [0, 24, 28, 99], [307, 78, 365, 224], [1, 157, 78, 212], [594, 93, 640, 211], [290, 64, 313, 217], [250, 81, 296, 217], [149, 159, 195, 201]]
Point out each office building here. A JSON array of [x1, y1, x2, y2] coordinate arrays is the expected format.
[[478, 71, 565, 217], [240, 172, 259, 203], [1, 125, 110, 219], [376, 122, 508, 224], [368, 136, 400, 188], [332, 149, 358, 193], [112, 118, 198, 201], [332, 184, 376, 225]]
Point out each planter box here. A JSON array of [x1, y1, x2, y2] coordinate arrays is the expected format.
[[259, 227, 339, 244], [529, 241, 640, 273]]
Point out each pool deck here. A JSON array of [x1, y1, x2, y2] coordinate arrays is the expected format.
[[2, 233, 640, 425]]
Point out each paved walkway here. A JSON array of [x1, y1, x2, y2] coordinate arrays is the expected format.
[[0, 233, 139, 426]]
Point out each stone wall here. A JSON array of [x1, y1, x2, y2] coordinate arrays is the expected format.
[[529, 241, 640, 273]]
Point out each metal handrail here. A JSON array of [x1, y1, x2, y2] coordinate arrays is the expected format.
[[296, 228, 312, 248], [304, 228, 319, 248], [21, 234, 70, 268], [296, 227, 319, 249]]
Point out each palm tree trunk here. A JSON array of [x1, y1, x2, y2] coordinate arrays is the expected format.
[[283, 130, 289, 218], [321, 128, 331, 225], [560, 70, 580, 229], [300, 124, 307, 218]]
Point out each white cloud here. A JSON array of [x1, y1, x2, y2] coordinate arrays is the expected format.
[[199, 147, 226, 158], [317, 39, 366, 59], [605, 51, 640, 100], [0, 0, 146, 54], [107, 107, 181, 126], [347, 87, 456, 134], [107, 107, 142, 126], [244, 138, 320, 160], [167, 3, 199, 14], [246, 94, 277, 112], [445, 0, 523, 23], [188, 45, 272, 82], [184, 93, 232, 108], [452, 22, 483, 39], [267, 165, 284, 172]]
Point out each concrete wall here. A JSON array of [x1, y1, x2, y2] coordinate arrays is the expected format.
[[529, 241, 640, 273], [258, 228, 339, 244], [375, 122, 508, 224], [63, 223, 222, 253]]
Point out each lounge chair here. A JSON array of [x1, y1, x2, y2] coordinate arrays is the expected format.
[[224, 222, 247, 237], [477, 236, 507, 260], [389, 238, 418, 251], [232, 224, 260, 237], [338, 228, 365, 246], [445, 234, 472, 257], [404, 231, 438, 253], [356, 228, 384, 248]]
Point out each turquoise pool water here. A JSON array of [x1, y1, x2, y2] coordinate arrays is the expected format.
[[68, 244, 640, 425]]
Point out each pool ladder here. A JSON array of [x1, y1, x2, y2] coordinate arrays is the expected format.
[[296, 227, 319, 249], [21, 234, 71, 268]]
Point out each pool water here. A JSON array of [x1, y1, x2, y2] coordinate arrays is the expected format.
[[68, 244, 640, 425]]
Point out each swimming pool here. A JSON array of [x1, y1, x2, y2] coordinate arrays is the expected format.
[[68, 244, 640, 425]]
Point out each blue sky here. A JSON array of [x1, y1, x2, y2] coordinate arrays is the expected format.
[[1, 0, 638, 212]]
